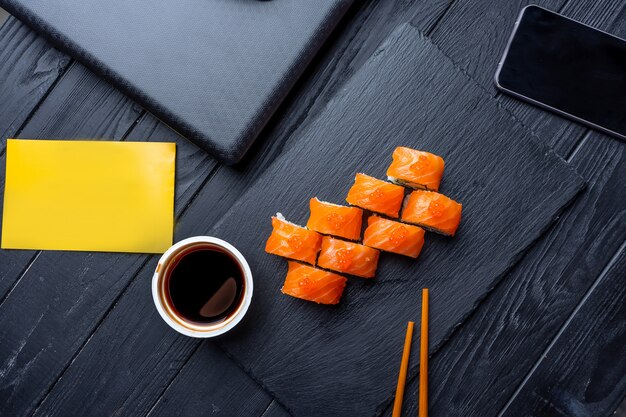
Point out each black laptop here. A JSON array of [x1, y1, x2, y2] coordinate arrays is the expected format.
[[0, 0, 353, 163]]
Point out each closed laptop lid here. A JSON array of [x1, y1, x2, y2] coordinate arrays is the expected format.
[[1, 0, 353, 163]]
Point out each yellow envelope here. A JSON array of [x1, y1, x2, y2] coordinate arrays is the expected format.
[[2, 139, 176, 253]]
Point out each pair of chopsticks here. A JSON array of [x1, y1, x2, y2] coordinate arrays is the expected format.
[[392, 288, 429, 417]]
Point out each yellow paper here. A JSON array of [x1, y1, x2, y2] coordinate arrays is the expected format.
[[2, 139, 176, 253]]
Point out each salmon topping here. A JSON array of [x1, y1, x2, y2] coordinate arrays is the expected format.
[[281, 262, 347, 305], [428, 199, 445, 218], [409, 154, 430, 174], [387, 147, 445, 191], [326, 212, 346, 230], [345, 173, 404, 218], [336, 248, 354, 269], [363, 215, 425, 258], [318, 236, 379, 278], [307, 198, 363, 240], [265, 216, 322, 264], [401, 190, 462, 236], [389, 225, 408, 244]]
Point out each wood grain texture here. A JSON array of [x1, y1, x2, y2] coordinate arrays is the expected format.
[[381, 131, 626, 417], [498, 0, 626, 156], [430, 0, 626, 158], [30, 255, 271, 417], [0, 80, 213, 415], [501, 248, 626, 417], [0, 17, 70, 152], [0, 61, 141, 301], [146, 345, 273, 417], [174, 25, 582, 417], [0, 18, 69, 293], [16, 62, 142, 140], [429, 0, 565, 94], [429, 0, 585, 155]]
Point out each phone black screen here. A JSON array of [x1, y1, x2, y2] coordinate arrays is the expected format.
[[496, 6, 626, 139]]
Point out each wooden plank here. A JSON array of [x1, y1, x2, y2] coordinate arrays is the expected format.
[[0, 17, 70, 152], [0, 70, 215, 415], [498, 0, 626, 156], [501, 247, 626, 417], [146, 344, 273, 417], [431, 0, 626, 158], [171, 25, 582, 417], [428, 0, 562, 92], [428, 0, 596, 157], [28, 251, 272, 417], [380, 132, 626, 417], [0, 19, 70, 295], [26, 4, 459, 416], [0, 61, 141, 300]]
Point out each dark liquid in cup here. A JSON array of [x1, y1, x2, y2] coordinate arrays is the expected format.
[[165, 246, 244, 325]]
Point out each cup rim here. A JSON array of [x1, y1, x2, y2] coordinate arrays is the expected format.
[[151, 236, 253, 338]]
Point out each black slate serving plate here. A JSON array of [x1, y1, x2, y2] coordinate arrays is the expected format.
[[208, 24, 584, 417], [0, 0, 354, 163]]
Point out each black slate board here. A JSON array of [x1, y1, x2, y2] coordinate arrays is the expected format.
[[0, 0, 353, 164], [209, 24, 584, 416]]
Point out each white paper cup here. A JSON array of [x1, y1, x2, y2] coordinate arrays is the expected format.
[[152, 236, 253, 338]]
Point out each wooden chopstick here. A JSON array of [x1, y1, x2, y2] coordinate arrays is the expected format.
[[419, 288, 429, 417], [392, 321, 414, 417]]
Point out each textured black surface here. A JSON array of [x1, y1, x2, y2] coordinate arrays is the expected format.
[[0, 0, 353, 163], [501, 248, 626, 417], [1, 1, 625, 416], [205, 24, 583, 417]]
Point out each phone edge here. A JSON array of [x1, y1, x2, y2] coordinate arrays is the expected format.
[[494, 5, 626, 142]]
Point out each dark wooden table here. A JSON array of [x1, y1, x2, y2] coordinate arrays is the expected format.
[[0, 1, 624, 416]]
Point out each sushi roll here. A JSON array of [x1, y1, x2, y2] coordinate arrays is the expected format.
[[306, 197, 363, 241], [401, 190, 462, 236], [265, 214, 322, 265], [386, 147, 445, 191], [346, 173, 405, 218], [282, 261, 347, 305], [317, 236, 380, 278], [363, 215, 425, 258]]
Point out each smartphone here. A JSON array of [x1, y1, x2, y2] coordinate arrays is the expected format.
[[495, 5, 626, 140]]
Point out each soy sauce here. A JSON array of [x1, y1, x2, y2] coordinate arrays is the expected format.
[[166, 246, 244, 325]]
